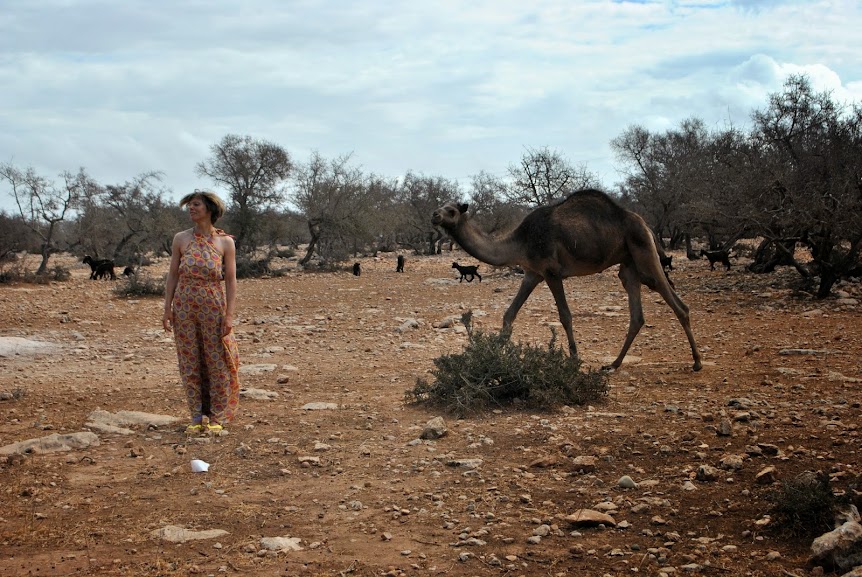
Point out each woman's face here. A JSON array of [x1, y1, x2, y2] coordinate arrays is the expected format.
[[187, 197, 212, 223]]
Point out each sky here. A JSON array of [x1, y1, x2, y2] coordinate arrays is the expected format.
[[1, 0, 861, 213]]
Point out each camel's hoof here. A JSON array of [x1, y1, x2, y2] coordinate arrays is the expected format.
[[600, 364, 617, 373], [692, 361, 703, 372]]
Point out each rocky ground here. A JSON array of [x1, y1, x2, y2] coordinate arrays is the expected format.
[[0, 250, 860, 577]]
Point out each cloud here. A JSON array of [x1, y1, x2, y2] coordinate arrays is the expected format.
[[0, 0, 860, 213]]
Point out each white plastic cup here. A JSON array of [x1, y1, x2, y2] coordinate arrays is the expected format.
[[190, 459, 210, 473]]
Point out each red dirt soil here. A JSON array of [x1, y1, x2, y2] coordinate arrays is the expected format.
[[1, 251, 860, 576]]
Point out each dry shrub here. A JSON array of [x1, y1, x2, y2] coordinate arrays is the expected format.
[[407, 312, 608, 416], [113, 271, 165, 297], [235, 256, 271, 279], [767, 470, 836, 537], [0, 264, 70, 284]]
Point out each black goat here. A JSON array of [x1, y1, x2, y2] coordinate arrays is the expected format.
[[700, 249, 731, 271], [352, 262, 361, 276], [94, 261, 116, 280], [452, 262, 481, 283], [396, 255, 405, 273], [659, 254, 673, 272], [122, 266, 135, 277], [83, 255, 116, 280]]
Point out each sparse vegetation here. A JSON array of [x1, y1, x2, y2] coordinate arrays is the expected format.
[[235, 256, 271, 279], [113, 271, 165, 297], [0, 263, 70, 284], [767, 471, 837, 538], [407, 312, 608, 416]]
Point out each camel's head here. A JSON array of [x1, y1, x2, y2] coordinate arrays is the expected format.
[[431, 202, 469, 229]]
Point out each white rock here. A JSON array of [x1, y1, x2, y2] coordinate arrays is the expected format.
[[260, 536, 303, 551], [152, 525, 229, 543], [0, 432, 100, 455]]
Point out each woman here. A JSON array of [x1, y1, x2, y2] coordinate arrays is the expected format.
[[163, 190, 240, 434]]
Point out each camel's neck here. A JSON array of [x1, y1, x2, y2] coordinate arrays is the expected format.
[[448, 221, 522, 267]]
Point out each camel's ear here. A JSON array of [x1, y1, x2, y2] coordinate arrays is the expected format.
[[457, 203, 469, 214]]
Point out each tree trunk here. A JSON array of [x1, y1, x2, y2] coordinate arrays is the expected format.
[[299, 219, 322, 266], [37, 244, 51, 275], [816, 266, 838, 299]]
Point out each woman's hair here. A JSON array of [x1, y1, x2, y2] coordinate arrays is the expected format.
[[179, 190, 226, 224]]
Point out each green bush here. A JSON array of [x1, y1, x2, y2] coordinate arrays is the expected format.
[[406, 312, 608, 416], [113, 271, 165, 297], [767, 471, 836, 537]]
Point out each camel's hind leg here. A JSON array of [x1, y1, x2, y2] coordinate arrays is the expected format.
[[609, 263, 646, 370], [501, 271, 542, 338], [630, 246, 703, 372], [545, 276, 578, 359]]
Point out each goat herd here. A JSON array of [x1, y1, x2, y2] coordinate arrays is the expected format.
[[83, 247, 732, 283], [82, 255, 134, 280]]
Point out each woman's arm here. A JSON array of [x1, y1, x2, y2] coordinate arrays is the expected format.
[[221, 235, 237, 336], [162, 232, 184, 332]]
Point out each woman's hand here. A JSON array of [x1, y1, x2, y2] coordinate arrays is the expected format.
[[163, 311, 173, 332], [222, 315, 233, 337]]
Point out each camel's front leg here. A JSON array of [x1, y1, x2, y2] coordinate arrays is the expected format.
[[608, 264, 645, 370], [544, 276, 578, 359], [502, 271, 542, 338]]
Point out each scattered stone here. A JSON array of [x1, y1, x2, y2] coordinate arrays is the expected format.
[[445, 458, 483, 469], [301, 402, 340, 410], [240, 388, 279, 401], [778, 348, 830, 356], [719, 454, 745, 471], [259, 536, 303, 551], [571, 455, 598, 473], [696, 465, 720, 482], [561, 509, 617, 528], [618, 475, 638, 489], [86, 409, 180, 433], [755, 466, 777, 484], [238, 363, 278, 375], [727, 398, 753, 409], [152, 525, 229, 543], [0, 337, 62, 357], [394, 318, 420, 333], [529, 455, 559, 468], [433, 316, 460, 329], [0, 432, 100, 455], [420, 416, 447, 440], [809, 520, 862, 570], [732, 411, 752, 422]]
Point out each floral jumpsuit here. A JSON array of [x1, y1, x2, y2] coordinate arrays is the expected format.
[[172, 230, 240, 425]]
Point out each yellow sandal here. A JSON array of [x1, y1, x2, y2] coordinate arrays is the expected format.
[[185, 423, 204, 434], [207, 423, 224, 433]]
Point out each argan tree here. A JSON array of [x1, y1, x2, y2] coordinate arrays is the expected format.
[[0, 164, 95, 274], [291, 152, 372, 265], [748, 75, 862, 296], [506, 146, 600, 207], [612, 119, 714, 248], [74, 172, 170, 264], [397, 171, 461, 254], [195, 134, 292, 254]]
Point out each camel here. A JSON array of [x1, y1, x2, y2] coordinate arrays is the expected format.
[[432, 189, 702, 371]]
